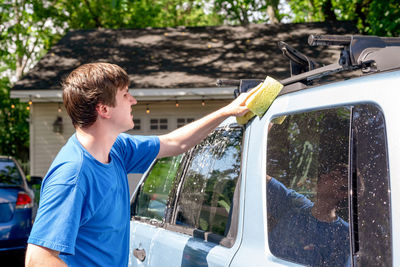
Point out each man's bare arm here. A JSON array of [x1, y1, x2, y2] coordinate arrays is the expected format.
[[25, 244, 67, 267], [157, 91, 250, 158]]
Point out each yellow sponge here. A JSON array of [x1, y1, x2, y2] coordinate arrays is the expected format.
[[271, 115, 287, 125], [236, 76, 283, 124], [236, 110, 256, 125]]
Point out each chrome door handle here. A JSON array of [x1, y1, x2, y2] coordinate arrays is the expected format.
[[133, 248, 146, 262]]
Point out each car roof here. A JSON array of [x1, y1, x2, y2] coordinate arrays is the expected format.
[[0, 156, 14, 160]]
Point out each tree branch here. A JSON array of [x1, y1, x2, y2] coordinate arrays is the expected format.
[[354, 0, 372, 33], [83, 0, 102, 28], [321, 0, 337, 21]]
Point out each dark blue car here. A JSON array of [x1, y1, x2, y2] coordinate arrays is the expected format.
[[0, 156, 38, 251]]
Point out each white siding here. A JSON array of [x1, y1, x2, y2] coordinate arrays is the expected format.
[[30, 103, 75, 177], [127, 100, 228, 135], [31, 100, 230, 178]]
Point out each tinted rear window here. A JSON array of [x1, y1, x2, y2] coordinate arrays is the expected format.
[[266, 104, 392, 266], [0, 159, 22, 186]]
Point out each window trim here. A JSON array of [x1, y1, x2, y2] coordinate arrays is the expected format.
[[150, 118, 169, 131], [177, 118, 195, 128], [132, 119, 141, 130]]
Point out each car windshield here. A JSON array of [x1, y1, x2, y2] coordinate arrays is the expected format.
[[0, 158, 23, 187]]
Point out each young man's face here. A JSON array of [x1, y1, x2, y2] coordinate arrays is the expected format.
[[109, 87, 137, 132], [317, 169, 348, 203]]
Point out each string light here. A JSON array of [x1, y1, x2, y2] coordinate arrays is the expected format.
[[146, 104, 150, 114], [175, 100, 179, 108], [201, 99, 206, 107], [27, 97, 33, 111], [11, 104, 15, 109], [57, 103, 62, 113]]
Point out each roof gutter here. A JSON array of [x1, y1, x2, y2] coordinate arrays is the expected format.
[[11, 87, 236, 102]]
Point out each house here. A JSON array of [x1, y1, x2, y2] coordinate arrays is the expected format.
[[10, 21, 358, 189]]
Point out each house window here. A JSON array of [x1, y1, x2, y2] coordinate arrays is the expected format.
[[150, 118, 168, 130], [177, 118, 195, 128], [133, 119, 141, 130]]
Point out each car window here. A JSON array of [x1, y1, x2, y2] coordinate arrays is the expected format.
[[351, 104, 391, 266], [173, 125, 243, 245], [0, 158, 23, 186], [266, 104, 392, 266], [266, 107, 351, 266], [134, 155, 184, 221]]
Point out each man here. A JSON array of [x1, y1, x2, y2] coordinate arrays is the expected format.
[[267, 164, 350, 266], [25, 63, 250, 266]]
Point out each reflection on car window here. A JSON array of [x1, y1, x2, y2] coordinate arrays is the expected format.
[[0, 159, 22, 186], [266, 108, 351, 266], [135, 155, 184, 221], [175, 126, 243, 237], [351, 104, 391, 266]]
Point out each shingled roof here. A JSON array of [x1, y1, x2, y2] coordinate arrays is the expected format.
[[12, 21, 358, 91]]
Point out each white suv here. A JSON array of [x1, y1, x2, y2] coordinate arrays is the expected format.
[[129, 35, 400, 267]]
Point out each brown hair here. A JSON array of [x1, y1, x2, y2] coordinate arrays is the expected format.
[[62, 62, 129, 128]]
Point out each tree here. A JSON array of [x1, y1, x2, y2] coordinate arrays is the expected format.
[[0, 0, 64, 164], [212, 0, 282, 25], [0, 0, 221, 165], [0, 77, 30, 163], [50, 0, 222, 29], [286, 0, 400, 36], [0, 0, 64, 81], [362, 0, 400, 37]]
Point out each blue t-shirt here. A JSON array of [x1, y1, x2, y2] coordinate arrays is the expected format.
[[267, 178, 350, 267], [28, 133, 160, 266]]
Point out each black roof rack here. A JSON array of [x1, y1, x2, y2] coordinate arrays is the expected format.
[[278, 41, 320, 76], [217, 34, 400, 97]]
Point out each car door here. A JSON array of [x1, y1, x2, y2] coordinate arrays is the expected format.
[[231, 71, 397, 266], [129, 118, 245, 267], [129, 155, 185, 266]]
